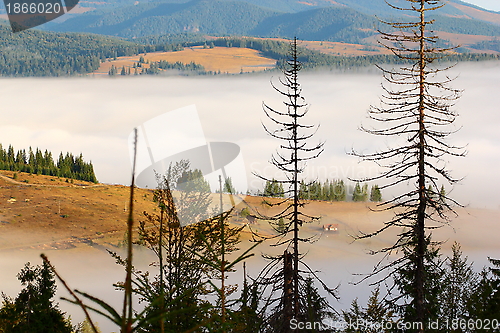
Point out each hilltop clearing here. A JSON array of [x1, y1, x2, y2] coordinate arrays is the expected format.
[[0, 171, 155, 251], [94, 46, 277, 75], [1, 171, 499, 256]]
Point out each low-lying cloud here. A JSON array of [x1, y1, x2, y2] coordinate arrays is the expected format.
[[0, 62, 499, 208]]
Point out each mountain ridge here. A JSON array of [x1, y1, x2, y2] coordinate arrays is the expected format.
[[46, 0, 500, 43]]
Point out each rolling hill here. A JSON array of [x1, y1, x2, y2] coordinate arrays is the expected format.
[[1, 169, 499, 255], [1, 0, 500, 77], [45, 0, 500, 44], [0, 21, 147, 76]]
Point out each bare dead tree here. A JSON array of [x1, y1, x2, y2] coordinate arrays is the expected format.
[[351, 0, 465, 331], [254, 37, 337, 332]]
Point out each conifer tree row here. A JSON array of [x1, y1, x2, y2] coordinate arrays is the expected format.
[[0, 144, 97, 183], [264, 178, 383, 202]]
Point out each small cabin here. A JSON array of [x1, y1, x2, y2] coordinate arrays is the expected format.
[[323, 223, 339, 232]]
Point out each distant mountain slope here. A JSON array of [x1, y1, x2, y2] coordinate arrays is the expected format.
[[448, 1, 500, 26], [49, 0, 280, 37], [0, 22, 146, 76], [47, 0, 500, 42], [230, 0, 500, 24], [250, 7, 377, 43]]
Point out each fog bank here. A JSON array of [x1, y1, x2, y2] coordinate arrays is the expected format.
[[0, 61, 499, 208]]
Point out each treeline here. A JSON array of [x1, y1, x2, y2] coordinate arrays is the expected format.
[[2, 24, 499, 77], [192, 37, 500, 70], [342, 244, 500, 331], [109, 57, 206, 76], [430, 15, 500, 37], [261, 178, 383, 202], [50, 0, 278, 39], [471, 39, 500, 53], [0, 24, 188, 77], [0, 144, 97, 183]]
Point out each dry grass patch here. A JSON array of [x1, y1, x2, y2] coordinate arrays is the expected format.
[[93, 46, 276, 76], [449, 2, 500, 26], [300, 39, 389, 56], [0, 171, 156, 250]]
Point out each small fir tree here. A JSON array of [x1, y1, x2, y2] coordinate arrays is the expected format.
[[370, 185, 382, 202]]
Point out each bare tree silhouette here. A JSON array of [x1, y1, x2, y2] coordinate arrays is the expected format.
[[351, 0, 465, 330], [254, 37, 337, 332]]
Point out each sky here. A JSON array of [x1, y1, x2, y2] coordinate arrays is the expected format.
[[1, 62, 500, 208], [463, 0, 500, 12]]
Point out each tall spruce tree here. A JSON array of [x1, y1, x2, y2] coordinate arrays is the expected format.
[[439, 242, 478, 330], [255, 37, 336, 332], [351, 0, 464, 331]]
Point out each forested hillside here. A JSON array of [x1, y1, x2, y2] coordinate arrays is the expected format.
[[48, 1, 279, 38], [0, 23, 150, 76], [0, 144, 98, 183], [46, 0, 500, 42], [197, 37, 500, 69], [250, 7, 378, 43], [1, 24, 499, 77]]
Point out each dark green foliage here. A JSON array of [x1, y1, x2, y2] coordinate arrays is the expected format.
[[393, 237, 444, 332], [342, 288, 393, 333], [195, 207, 261, 332], [51, 0, 279, 38], [206, 37, 500, 70], [466, 258, 500, 332], [439, 243, 478, 331], [133, 162, 260, 332], [251, 6, 378, 43], [429, 15, 500, 37], [370, 184, 382, 202], [176, 168, 211, 193], [276, 218, 286, 234], [231, 270, 264, 333], [0, 262, 73, 333], [471, 38, 500, 53], [343, 298, 363, 332], [0, 144, 97, 183], [157, 60, 204, 71], [263, 179, 284, 197], [1, 20, 499, 78], [352, 182, 368, 202], [223, 177, 236, 194], [299, 277, 337, 331], [48, 0, 500, 44], [265, 275, 337, 333], [128, 60, 206, 76], [298, 179, 347, 201], [132, 175, 214, 331], [427, 185, 437, 202], [0, 23, 149, 77], [108, 65, 117, 76], [439, 185, 446, 204]]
